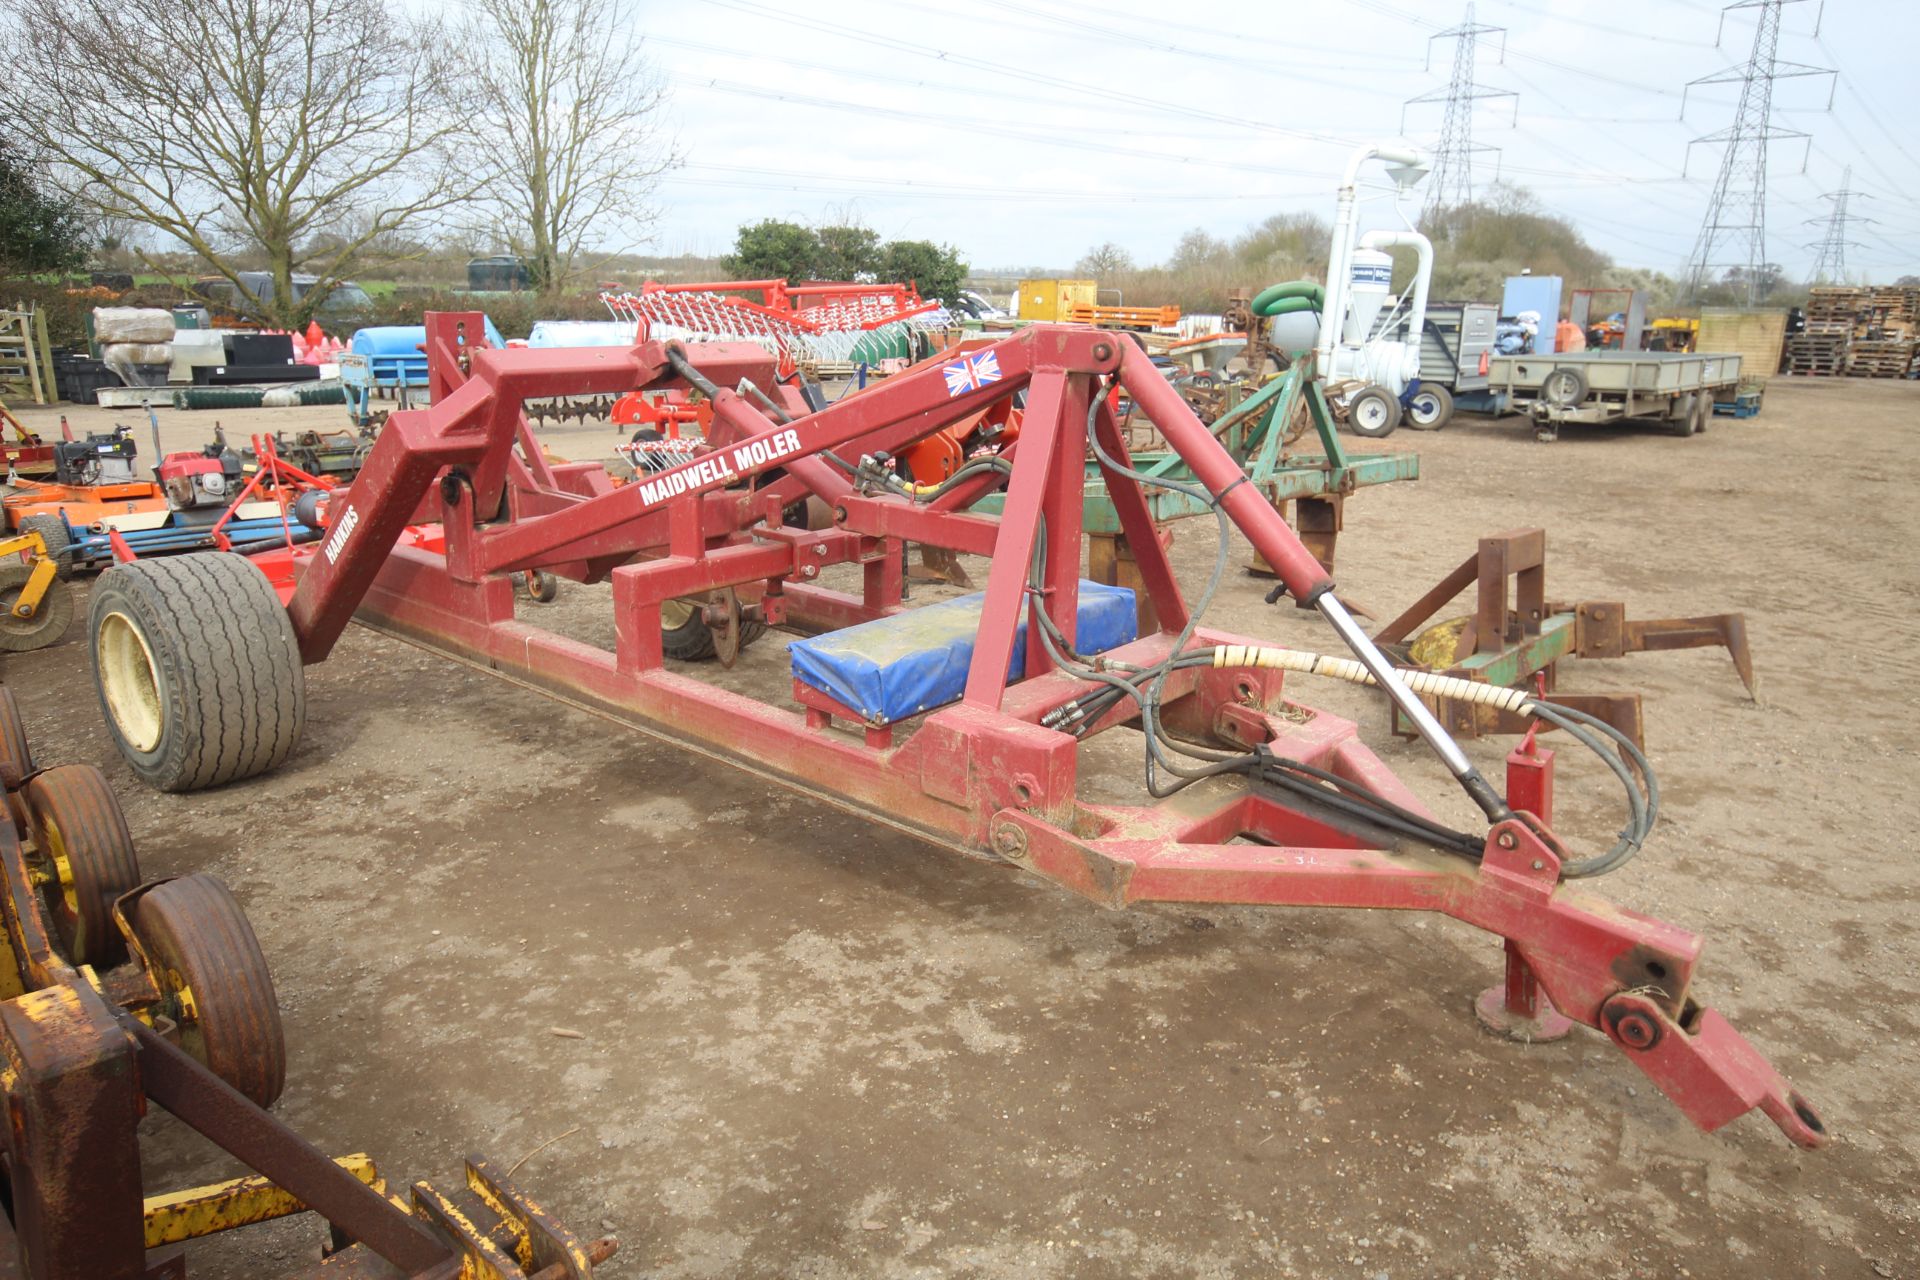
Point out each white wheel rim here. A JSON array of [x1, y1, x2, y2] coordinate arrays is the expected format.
[[1358, 400, 1386, 429], [98, 611, 163, 752], [661, 597, 696, 629], [1412, 395, 1437, 422]]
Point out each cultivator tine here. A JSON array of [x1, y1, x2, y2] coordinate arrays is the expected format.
[[1624, 613, 1757, 698], [409, 1156, 615, 1280]]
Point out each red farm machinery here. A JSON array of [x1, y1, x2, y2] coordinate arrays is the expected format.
[[81, 313, 1825, 1152]]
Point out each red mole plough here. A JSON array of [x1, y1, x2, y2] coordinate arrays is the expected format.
[[86, 313, 1825, 1150]]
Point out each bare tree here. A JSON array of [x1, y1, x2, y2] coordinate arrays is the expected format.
[[456, 0, 676, 296], [1, 0, 475, 327], [1076, 242, 1135, 275]]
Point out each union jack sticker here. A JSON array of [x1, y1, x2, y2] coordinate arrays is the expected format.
[[941, 351, 1003, 397]]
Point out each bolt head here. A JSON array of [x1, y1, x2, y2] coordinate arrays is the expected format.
[[1497, 831, 1518, 850], [1531, 858, 1545, 871]]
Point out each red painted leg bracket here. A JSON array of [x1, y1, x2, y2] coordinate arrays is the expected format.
[[1476, 733, 1573, 1041]]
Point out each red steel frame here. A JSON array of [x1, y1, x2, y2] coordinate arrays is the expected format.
[[269, 313, 1824, 1149]]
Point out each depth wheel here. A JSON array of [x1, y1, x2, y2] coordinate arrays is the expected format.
[[21, 764, 142, 966], [0, 564, 74, 653], [133, 873, 286, 1108], [524, 570, 560, 603], [660, 595, 766, 662], [88, 553, 305, 792]]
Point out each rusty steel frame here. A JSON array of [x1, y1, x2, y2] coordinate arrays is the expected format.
[[1375, 528, 1757, 747], [267, 313, 1823, 1150]]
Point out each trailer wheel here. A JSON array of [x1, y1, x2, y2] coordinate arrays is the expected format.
[[88, 553, 305, 792], [1665, 393, 1698, 437], [17, 515, 75, 580], [661, 594, 767, 662], [1405, 384, 1454, 430], [1541, 367, 1589, 409], [1346, 386, 1401, 438], [21, 764, 142, 966], [133, 873, 286, 1108], [0, 563, 74, 653], [1693, 392, 1712, 434]]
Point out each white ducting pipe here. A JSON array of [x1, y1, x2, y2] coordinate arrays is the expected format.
[[1359, 229, 1434, 382], [1316, 143, 1425, 380]]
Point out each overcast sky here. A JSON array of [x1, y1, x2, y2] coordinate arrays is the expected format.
[[633, 0, 1919, 283]]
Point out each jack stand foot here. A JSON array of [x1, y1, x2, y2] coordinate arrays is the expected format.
[[1475, 984, 1574, 1042], [1474, 939, 1574, 1042]]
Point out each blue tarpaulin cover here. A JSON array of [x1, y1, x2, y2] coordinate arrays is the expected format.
[[789, 581, 1137, 725]]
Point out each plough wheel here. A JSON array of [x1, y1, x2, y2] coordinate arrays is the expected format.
[[88, 553, 305, 792], [660, 593, 765, 662], [134, 873, 286, 1108], [0, 563, 74, 653], [21, 764, 141, 967]]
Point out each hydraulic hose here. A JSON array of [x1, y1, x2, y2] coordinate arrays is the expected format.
[[1116, 339, 1512, 824]]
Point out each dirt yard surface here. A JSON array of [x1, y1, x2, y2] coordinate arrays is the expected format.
[[4, 377, 1917, 1279]]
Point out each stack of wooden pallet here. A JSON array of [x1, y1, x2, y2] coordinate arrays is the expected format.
[[1783, 331, 1850, 376], [1805, 286, 1868, 335], [1797, 285, 1918, 378], [1848, 340, 1915, 378]]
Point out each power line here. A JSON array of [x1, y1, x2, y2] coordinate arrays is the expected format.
[[1679, 0, 1835, 304], [691, 0, 1360, 150], [667, 78, 1332, 179], [1402, 2, 1517, 215]]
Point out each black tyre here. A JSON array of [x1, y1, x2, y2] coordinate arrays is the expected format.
[[0, 563, 74, 653], [1404, 384, 1454, 430], [1541, 366, 1589, 408], [291, 488, 328, 532], [1693, 392, 1712, 434], [17, 515, 75, 580], [526, 571, 560, 604], [88, 553, 305, 792], [1346, 386, 1401, 438], [0, 685, 32, 780], [21, 763, 142, 966], [1665, 393, 1698, 437], [0, 686, 34, 833], [660, 595, 767, 661], [133, 873, 286, 1108]]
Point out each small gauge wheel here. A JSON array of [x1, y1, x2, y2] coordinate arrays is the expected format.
[[708, 589, 743, 669], [133, 874, 287, 1108], [0, 563, 74, 653], [21, 764, 143, 966], [525, 570, 560, 603]]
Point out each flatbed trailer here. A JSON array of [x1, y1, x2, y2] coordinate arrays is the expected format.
[[1488, 351, 1743, 441]]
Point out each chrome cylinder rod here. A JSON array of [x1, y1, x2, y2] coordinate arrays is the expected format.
[[1317, 594, 1513, 823]]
